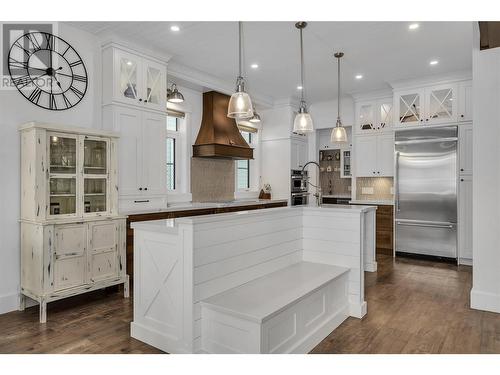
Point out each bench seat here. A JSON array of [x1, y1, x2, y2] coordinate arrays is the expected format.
[[200, 261, 350, 353]]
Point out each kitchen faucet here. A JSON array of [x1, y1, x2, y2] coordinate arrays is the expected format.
[[301, 161, 322, 206]]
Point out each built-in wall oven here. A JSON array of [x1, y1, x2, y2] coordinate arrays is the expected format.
[[291, 169, 309, 206]]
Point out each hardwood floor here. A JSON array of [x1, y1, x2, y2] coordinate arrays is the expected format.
[[1, 254, 499, 354]]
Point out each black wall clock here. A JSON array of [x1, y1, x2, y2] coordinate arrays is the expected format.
[[8, 31, 88, 111]]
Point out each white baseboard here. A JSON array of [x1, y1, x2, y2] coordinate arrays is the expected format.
[[349, 301, 367, 319], [0, 292, 19, 315], [364, 262, 377, 272], [471, 288, 500, 313]]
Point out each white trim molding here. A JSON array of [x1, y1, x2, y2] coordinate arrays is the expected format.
[[471, 288, 500, 314]]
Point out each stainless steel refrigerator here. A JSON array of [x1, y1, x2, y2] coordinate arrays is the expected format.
[[394, 126, 458, 259]]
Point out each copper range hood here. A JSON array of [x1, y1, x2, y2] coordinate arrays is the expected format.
[[193, 91, 254, 160]]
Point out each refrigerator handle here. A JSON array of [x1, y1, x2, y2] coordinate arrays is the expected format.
[[395, 151, 400, 212]]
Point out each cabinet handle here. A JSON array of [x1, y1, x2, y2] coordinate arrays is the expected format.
[[134, 200, 150, 203]]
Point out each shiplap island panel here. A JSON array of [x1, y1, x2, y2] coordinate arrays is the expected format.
[[131, 205, 376, 353]]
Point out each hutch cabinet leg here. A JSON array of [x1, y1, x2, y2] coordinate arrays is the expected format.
[[19, 294, 26, 311], [39, 299, 47, 323], [124, 275, 130, 298]]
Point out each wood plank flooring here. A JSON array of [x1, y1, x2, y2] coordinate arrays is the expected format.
[[1, 254, 499, 354]]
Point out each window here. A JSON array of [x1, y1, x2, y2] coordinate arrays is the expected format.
[[166, 116, 181, 191], [237, 131, 251, 190]]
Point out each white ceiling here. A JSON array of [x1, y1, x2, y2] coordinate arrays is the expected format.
[[69, 21, 473, 103]]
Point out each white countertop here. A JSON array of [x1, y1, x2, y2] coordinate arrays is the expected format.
[[349, 199, 394, 206], [131, 205, 377, 234], [120, 199, 288, 216]]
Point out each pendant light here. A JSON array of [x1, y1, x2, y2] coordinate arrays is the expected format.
[[167, 83, 185, 103], [227, 21, 254, 119], [331, 52, 348, 143], [249, 105, 261, 123], [293, 22, 314, 134]]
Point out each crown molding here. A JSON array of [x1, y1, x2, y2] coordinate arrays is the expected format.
[[350, 89, 393, 102], [389, 70, 472, 90]]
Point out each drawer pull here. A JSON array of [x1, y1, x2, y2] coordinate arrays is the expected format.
[[134, 200, 150, 203]]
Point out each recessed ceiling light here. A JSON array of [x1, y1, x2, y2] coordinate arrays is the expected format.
[[126, 61, 132, 66], [170, 25, 180, 32], [250, 63, 259, 69], [297, 85, 303, 90], [430, 60, 439, 65], [409, 23, 419, 30], [355, 74, 363, 80]]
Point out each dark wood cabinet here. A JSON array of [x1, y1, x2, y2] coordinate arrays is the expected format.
[[375, 205, 394, 254], [126, 201, 287, 280]]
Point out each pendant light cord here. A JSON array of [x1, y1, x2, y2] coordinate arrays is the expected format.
[[300, 27, 305, 103], [238, 21, 243, 79], [337, 55, 341, 121]]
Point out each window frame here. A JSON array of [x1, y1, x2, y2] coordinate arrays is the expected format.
[[235, 131, 255, 192], [166, 116, 181, 192]]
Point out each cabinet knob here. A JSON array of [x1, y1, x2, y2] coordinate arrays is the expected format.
[[144, 187, 148, 191], [144, 100, 148, 103], [373, 171, 376, 174], [460, 114, 464, 118], [460, 168, 464, 171], [377, 171, 380, 174], [139, 187, 143, 191], [425, 118, 429, 122], [461, 178, 464, 182], [138, 98, 142, 102], [420, 119, 423, 122]]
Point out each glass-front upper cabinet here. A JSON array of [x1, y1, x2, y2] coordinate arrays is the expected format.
[[395, 89, 424, 126], [143, 60, 166, 111], [424, 84, 457, 125], [48, 134, 78, 217], [355, 97, 393, 134], [116, 49, 142, 106], [83, 138, 109, 214], [356, 102, 375, 133], [378, 99, 393, 130]]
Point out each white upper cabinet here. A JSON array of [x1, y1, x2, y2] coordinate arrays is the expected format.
[[394, 80, 471, 127], [291, 136, 308, 170], [458, 81, 473, 122], [103, 44, 167, 113], [354, 134, 394, 177], [355, 97, 393, 134]]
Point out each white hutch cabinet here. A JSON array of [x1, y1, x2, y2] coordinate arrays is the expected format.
[[102, 43, 169, 212], [19, 122, 128, 323]]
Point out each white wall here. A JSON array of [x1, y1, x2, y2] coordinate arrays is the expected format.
[[0, 23, 102, 313], [470, 24, 500, 313], [308, 96, 355, 129]]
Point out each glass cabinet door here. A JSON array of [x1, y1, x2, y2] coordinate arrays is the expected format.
[[398, 92, 422, 125], [117, 50, 142, 104], [378, 101, 393, 130], [48, 134, 78, 216], [84, 178, 107, 213], [143, 60, 165, 111], [49, 135, 77, 174], [358, 103, 375, 132], [83, 138, 109, 214], [426, 86, 456, 124]]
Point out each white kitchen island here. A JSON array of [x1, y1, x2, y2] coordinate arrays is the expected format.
[[130, 205, 376, 353]]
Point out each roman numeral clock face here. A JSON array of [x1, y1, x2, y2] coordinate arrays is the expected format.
[[8, 32, 88, 110]]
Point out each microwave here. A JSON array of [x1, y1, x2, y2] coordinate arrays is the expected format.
[[291, 169, 308, 193]]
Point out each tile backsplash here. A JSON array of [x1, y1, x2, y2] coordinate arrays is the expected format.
[[191, 158, 235, 202], [319, 149, 351, 197], [356, 177, 394, 200]]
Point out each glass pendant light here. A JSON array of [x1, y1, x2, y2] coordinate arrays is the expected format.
[[293, 22, 314, 134], [331, 52, 348, 143], [167, 83, 185, 103], [228, 21, 254, 119], [249, 105, 261, 123]]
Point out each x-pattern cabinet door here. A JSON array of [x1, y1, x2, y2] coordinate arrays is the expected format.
[[142, 59, 166, 112], [424, 83, 457, 125], [395, 89, 425, 126], [115, 49, 143, 107]]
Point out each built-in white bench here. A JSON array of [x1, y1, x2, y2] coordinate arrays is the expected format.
[[201, 262, 349, 354], [130, 205, 376, 354]]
